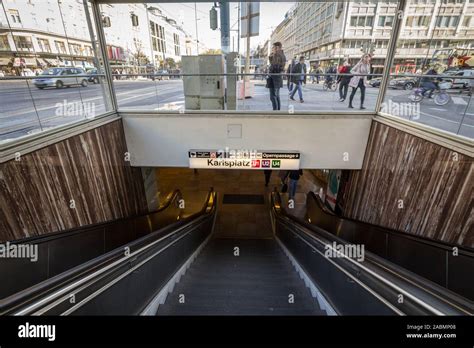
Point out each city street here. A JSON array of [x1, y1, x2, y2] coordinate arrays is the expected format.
[[1, 78, 473, 142]]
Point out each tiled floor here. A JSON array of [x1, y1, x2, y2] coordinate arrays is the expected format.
[[155, 168, 325, 239]]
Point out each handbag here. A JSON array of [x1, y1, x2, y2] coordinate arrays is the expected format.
[[349, 76, 360, 88], [281, 183, 288, 193], [266, 76, 274, 89]]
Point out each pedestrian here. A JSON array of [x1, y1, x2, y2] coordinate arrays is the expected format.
[[264, 170, 272, 187], [348, 54, 371, 109], [288, 169, 303, 201], [286, 56, 297, 92], [338, 60, 352, 102], [289, 56, 307, 103], [279, 170, 289, 192], [268, 42, 286, 111]]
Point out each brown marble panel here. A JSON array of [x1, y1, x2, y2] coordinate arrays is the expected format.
[[0, 120, 147, 241]]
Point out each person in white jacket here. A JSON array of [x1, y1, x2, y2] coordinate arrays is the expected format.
[[348, 54, 371, 109]]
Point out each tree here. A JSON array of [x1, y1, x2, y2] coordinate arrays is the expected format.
[[202, 48, 222, 55], [165, 58, 176, 69], [132, 39, 150, 66]]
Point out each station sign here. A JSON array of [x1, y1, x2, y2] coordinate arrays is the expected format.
[[188, 149, 300, 170]]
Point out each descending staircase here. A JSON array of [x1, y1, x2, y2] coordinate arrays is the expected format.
[[156, 238, 325, 315]]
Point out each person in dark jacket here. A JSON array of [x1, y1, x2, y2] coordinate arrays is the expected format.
[[268, 42, 287, 110], [264, 170, 272, 187], [289, 56, 307, 103], [337, 60, 352, 102], [286, 57, 297, 92], [421, 67, 439, 98], [288, 169, 303, 201]]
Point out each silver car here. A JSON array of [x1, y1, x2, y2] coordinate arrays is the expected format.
[[33, 67, 88, 89]]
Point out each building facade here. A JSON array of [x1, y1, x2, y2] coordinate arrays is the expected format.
[[269, 0, 474, 73], [0, 0, 95, 75], [0, 0, 196, 76]]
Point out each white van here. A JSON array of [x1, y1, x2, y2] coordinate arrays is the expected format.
[[445, 69, 474, 89]]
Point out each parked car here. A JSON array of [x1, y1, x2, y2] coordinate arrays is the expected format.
[[86, 68, 101, 84], [443, 69, 474, 89], [32, 67, 88, 89], [369, 77, 382, 87], [388, 77, 419, 90]]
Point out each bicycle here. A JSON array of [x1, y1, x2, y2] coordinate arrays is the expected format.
[[323, 79, 337, 91], [409, 81, 452, 106]]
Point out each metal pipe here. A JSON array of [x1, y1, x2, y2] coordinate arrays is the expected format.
[[375, 0, 407, 112], [90, 0, 118, 111]]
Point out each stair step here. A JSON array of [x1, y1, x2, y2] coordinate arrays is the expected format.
[[156, 238, 325, 316], [157, 304, 324, 316], [161, 293, 318, 310]]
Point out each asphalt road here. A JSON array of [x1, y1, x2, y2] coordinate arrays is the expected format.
[[1, 79, 472, 142]]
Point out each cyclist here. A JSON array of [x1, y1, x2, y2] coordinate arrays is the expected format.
[[420, 67, 439, 99], [325, 64, 337, 89]]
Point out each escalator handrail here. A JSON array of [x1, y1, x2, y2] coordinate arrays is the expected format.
[[307, 191, 474, 255], [271, 191, 473, 315], [0, 189, 216, 315], [7, 189, 184, 246]]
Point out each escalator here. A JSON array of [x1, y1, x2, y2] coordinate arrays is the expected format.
[[1, 188, 471, 316], [0, 189, 196, 304], [303, 192, 474, 302]]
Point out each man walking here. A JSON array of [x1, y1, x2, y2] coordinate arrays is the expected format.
[[286, 56, 297, 92], [289, 56, 307, 103], [288, 169, 303, 201], [338, 60, 352, 102]]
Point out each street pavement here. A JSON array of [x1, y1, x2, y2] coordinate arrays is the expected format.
[[1, 78, 472, 142]]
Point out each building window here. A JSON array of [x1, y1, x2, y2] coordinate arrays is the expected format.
[[351, 15, 374, 27], [173, 33, 180, 56], [0, 36, 10, 51], [436, 16, 460, 28], [405, 16, 430, 27], [462, 16, 471, 27], [378, 15, 394, 27], [131, 13, 139, 27], [37, 38, 52, 53], [69, 43, 82, 55], [54, 40, 67, 54], [150, 21, 166, 54], [9, 9, 21, 24], [14, 36, 33, 51]]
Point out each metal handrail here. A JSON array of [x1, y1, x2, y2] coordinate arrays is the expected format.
[[271, 190, 473, 315], [0, 188, 216, 315], [0, 74, 106, 80], [307, 192, 474, 255], [2, 72, 473, 80]]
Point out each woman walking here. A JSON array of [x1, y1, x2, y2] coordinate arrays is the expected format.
[[348, 54, 371, 109], [268, 42, 286, 111]]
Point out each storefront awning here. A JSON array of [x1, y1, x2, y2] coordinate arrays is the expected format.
[[36, 58, 48, 67], [0, 57, 12, 65], [43, 58, 59, 66], [14, 58, 37, 67], [23, 58, 37, 66]]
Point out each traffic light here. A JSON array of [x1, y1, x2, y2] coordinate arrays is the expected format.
[[210, 7, 218, 30]]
